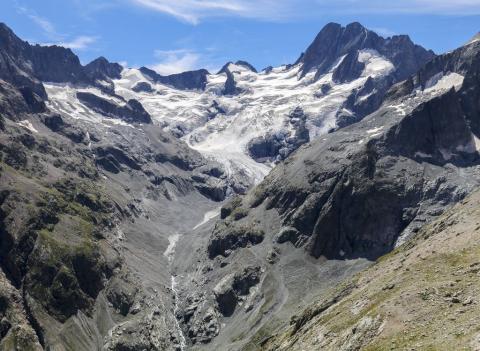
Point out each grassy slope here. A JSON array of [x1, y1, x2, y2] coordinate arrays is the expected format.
[[254, 190, 480, 351]]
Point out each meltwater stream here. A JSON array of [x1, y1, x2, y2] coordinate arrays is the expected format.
[[164, 233, 187, 350]]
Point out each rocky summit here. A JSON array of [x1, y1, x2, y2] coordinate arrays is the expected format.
[[0, 18, 479, 351]]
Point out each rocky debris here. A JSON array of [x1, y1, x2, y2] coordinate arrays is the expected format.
[[0, 270, 43, 350], [274, 227, 301, 245], [140, 66, 209, 91], [0, 23, 247, 351], [257, 187, 480, 351], [175, 34, 480, 351], [104, 302, 180, 351], [77, 92, 152, 124], [106, 276, 138, 316], [180, 292, 221, 344], [213, 266, 261, 317], [266, 247, 281, 264]]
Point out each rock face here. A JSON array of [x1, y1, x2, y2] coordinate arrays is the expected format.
[[132, 81, 154, 93], [139, 66, 209, 91]]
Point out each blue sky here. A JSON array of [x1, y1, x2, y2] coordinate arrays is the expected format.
[[3, 0, 480, 74]]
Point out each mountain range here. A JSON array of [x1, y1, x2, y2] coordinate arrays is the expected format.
[[0, 20, 479, 350]]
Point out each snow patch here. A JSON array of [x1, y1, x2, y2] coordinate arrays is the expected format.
[[424, 72, 464, 94], [16, 120, 38, 133], [358, 50, 395, 77], [193, 207, 221, 230], [366, 126, 383, 134]]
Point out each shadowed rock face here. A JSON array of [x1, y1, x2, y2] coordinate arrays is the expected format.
[[76, 92, 152, 124], [28, 45, 89, 84], [132, 81, 154, 93]]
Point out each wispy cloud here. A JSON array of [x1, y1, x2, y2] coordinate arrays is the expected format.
[[129, 0, 291, 24], [57, 36, 98, 50], [16, 3, 98, 51], [16, 5, 59, 39], [148, 48, 223, 74], [150, 49, 201, 74], [128, 0, 480, 24]]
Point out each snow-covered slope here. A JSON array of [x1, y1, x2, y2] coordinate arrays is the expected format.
[[44, 23, 434, 188], [109, 52, 393, 184]]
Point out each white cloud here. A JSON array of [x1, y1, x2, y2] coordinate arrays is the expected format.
[[16, 3, 98, 51], [150, 49, 201, 75], [129, 0, 291, 24], [128, 0, 480, 24], [16, 5, 58, 39], [57, 36, 98, 50]]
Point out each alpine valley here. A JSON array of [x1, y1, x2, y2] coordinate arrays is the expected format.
[[1, 19, 480, 351]]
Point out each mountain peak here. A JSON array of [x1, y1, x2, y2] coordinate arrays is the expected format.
[[298, 21, 434, 82], [218, 60, 257, 74], [84, 56, 123, 80], [299, 22, 377, 77]]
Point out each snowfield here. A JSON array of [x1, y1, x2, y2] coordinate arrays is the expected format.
[[46, 51, 397, 185]]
